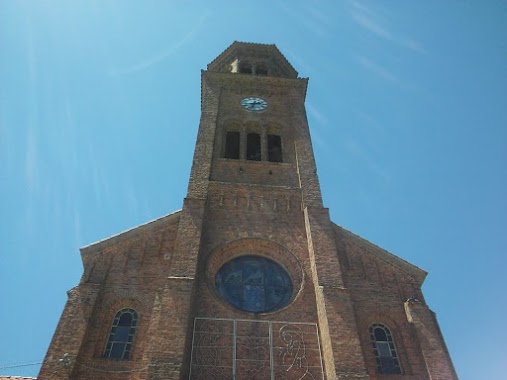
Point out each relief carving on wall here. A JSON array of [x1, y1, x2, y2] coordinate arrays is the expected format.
[[190, 318, 323, 380], [277, 324, 317, 380], [191, 318, 234, 380]]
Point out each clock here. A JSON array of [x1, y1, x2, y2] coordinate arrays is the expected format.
[[241, 97, 268, 111]]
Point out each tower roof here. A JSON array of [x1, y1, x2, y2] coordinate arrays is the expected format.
[[207, 41, 299, 78]]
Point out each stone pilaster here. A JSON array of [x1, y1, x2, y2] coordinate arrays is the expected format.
[[38, 284, 101, 380], [405, 300, 458, 380]]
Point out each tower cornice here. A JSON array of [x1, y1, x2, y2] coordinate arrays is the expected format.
[[207, 41, 298, 78]]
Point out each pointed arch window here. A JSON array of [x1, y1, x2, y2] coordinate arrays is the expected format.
[[369, 323, 401, 374], [104, 309, 138, 360]]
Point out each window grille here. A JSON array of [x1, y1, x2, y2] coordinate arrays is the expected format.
[[104, 309, 138, 360], [369, 323, 401, 374]]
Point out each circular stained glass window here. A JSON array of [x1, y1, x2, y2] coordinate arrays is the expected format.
[[215, 255, 293, 313]]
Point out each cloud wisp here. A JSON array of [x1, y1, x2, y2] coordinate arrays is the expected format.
[[306, 102, 330, 127], [347, 0, 427, 54], [24, 128, 39, 191], [355, 55, 399, 84], [109, 13, 210, 77], [345, 138, 391, 184], [350, 9, 391, 40]]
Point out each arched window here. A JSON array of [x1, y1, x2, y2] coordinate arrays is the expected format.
[[104, 309, 138, 360], [369, 323, 401, 374], [239, 62, 252, 74], [255, 63, 268, 75], [267, 134, 282, 162], [246, 133, 261, 161], [224, 131, 240, 159]]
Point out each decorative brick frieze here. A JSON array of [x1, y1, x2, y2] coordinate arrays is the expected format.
[[35, 42, 456, 380], [206, 183, 301, 213]]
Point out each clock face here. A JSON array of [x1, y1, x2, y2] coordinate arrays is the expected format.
[[241, 97, 268, 111]]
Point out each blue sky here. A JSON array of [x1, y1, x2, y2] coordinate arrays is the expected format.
[[1, 1, 506, 378]]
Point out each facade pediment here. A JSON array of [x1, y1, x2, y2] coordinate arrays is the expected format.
[[80, 210, 181, 258], [333, 223, 427, 285]]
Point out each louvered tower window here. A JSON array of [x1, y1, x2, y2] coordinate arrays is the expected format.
[[224, 131, 240, 159], [246, 133, 261, 161], [239, 62, 252, 74], [268, 134, 282, 162]]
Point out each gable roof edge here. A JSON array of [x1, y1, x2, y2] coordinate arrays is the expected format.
[[80, 210, 182, 256], [332, 222, 427, 284]]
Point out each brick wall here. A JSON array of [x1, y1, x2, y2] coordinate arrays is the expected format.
[[37, 43, 456, 380]]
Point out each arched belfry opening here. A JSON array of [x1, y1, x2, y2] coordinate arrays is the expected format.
[[36, 42, 457, 380]]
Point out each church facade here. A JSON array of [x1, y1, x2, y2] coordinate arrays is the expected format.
[[37, 42, 457, 380]]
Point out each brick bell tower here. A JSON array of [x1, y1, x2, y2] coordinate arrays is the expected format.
[[38, 42, 457, 380]]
